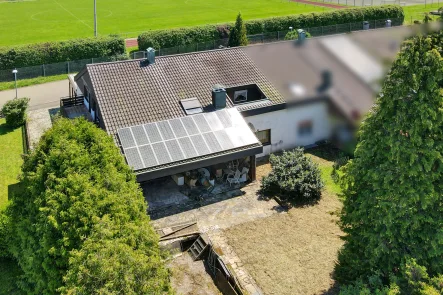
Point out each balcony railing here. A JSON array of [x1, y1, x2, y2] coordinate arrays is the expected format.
[[60, 95, 84, 108]]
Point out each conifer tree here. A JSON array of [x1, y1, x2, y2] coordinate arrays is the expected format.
[[228, 13, 248, 47], [336, 35, 443, 283]]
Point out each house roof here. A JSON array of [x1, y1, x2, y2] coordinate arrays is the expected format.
[[80, 48, 285, 136]]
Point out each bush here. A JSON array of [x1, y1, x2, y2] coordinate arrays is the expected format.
[[0, 209, 11, 259], [138, 6, 404, 49], [0, 36, 126, 70], [7, 118, 171, 294], [261, 148, 324, 204], [284, 30, 312, 40], [1, 97, 30, 127]]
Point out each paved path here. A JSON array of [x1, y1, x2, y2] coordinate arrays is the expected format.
[[126, 38, 138, 48], [0, 79, 68, 111]]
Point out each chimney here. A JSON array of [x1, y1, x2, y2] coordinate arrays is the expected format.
[[316, 70, 332, 93], [212, 85, 227, 109], [146, 47, 155, 64]]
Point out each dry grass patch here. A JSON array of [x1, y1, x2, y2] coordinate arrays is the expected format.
[[224, 191, 343, 295]]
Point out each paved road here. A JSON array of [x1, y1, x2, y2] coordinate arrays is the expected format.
[[0, 79, 68, 111]]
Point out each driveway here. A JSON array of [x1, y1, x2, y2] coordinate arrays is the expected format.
[[0, 79, 68, 111]]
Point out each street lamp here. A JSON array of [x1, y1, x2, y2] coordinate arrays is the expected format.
[[12, 69, 18, 99]]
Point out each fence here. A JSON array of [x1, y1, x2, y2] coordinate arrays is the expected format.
[[1, 18, 402, 83], [0, 56, 124, 82], [130, 17, 403, 59]]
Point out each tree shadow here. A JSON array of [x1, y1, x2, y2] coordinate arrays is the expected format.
[[321, 280, 341, 295], [305, 144, 344, 162], [0, 122, 15, 136], [8, 182, 24, 202]]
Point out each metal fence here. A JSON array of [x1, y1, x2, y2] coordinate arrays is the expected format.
[[131, 17, 403, 59], [0, 56, 124, 82], [1, 18, 402, 83]]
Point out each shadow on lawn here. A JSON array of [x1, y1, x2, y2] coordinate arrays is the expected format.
[[0, 122, 15, 136]]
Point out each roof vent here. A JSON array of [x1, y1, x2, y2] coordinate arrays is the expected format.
[[180, 97, 203, 115], [212, 85, 227, 109], [146, 47, 155, 64]]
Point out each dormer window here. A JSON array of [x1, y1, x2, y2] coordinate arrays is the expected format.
[[180, 97, 203, 115], [225, 84, 268, 105]]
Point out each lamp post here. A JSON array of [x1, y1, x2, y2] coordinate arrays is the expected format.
[[12, 69, 18, 99]]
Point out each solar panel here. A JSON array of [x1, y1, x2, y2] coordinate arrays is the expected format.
[[132, 125, 149, 146], [144, 123, 163, 143], [138, 145, 158, 168], [216, 110, 232, 128], [178, 137, 198, 158], [181, 116, 199, 135], [203, 132, 222, 153], [214, 129, 234, 150], [190, 134, 211, 155], [152, 142, 171, 165], [193, 114, 211, 133], [169, 118, 188, 138], [124, 147, 144, 170], [157, 121, 175, 140], [165, 139, 185, 161], [117, 108, 261, 171], [118, 128, 136, 149], [205, 112, 224, 131]]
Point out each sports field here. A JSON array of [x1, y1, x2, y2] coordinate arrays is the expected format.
[[0, 0, 330, 46]]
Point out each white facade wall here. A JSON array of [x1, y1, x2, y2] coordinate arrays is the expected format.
[[244, 102, 331, 157]]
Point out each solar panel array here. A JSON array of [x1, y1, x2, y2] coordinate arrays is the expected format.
[[117, 108, 260, 171]]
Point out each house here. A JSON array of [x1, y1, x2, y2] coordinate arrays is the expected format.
[[66, 26, 411, 182]]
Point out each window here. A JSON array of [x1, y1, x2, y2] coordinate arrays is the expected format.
[[256, 129, 271, 145], [298, 120, 313, 136], [180, 98, 203, 115]]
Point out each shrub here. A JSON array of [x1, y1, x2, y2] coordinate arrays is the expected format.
[[228, 13, 248, 47], [137, 6, 404, 50], [261, 148, 324, 204], [7, 118, 171, 294], [1, 97, 30, 127], [0, 36, 126, 70], [0, 209, 11, 258], [284, 29, 312, 40]]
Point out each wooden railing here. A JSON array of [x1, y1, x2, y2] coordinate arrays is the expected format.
[[60, 95, 84, 108]]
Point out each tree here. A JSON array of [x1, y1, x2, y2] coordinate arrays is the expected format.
[[8, 118, 171, 294], [261, 148, 324, 204], [228, 13, 248, 47], [1, 97, 30, 127], [60, 217, 171, 295], [336, 34, 443, 284]]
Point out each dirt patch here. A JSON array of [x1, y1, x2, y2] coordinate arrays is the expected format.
[[169, 253, 221, 295], [224, 190, 344, 295], [256, 161, 271, 181]]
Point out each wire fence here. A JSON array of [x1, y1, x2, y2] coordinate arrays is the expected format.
[[1, 18, 402, 83]]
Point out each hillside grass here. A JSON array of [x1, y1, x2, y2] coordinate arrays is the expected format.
[[0, 0, 329, 46]]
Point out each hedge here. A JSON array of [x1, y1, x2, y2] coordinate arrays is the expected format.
[[0, 36, 126, 70], [138, 5, 404, 50]]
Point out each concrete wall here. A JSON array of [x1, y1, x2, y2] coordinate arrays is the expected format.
[[244, 101, 331, 157]]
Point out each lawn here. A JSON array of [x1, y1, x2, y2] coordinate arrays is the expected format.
[[0, 0, 330, 46], [0, 74, 68, 91], [0, 118, 24, 209], [403, 3, 443, 24], [225, 145, 345, 295]]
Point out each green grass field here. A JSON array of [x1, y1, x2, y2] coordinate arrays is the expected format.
[[0, 118, 24, 209], [403, 3, 442, 24], [0, 0, 329, 46]]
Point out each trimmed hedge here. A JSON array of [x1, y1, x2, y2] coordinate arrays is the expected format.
[[0, 36, 126, 70], [138, 5, 404, 50]]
